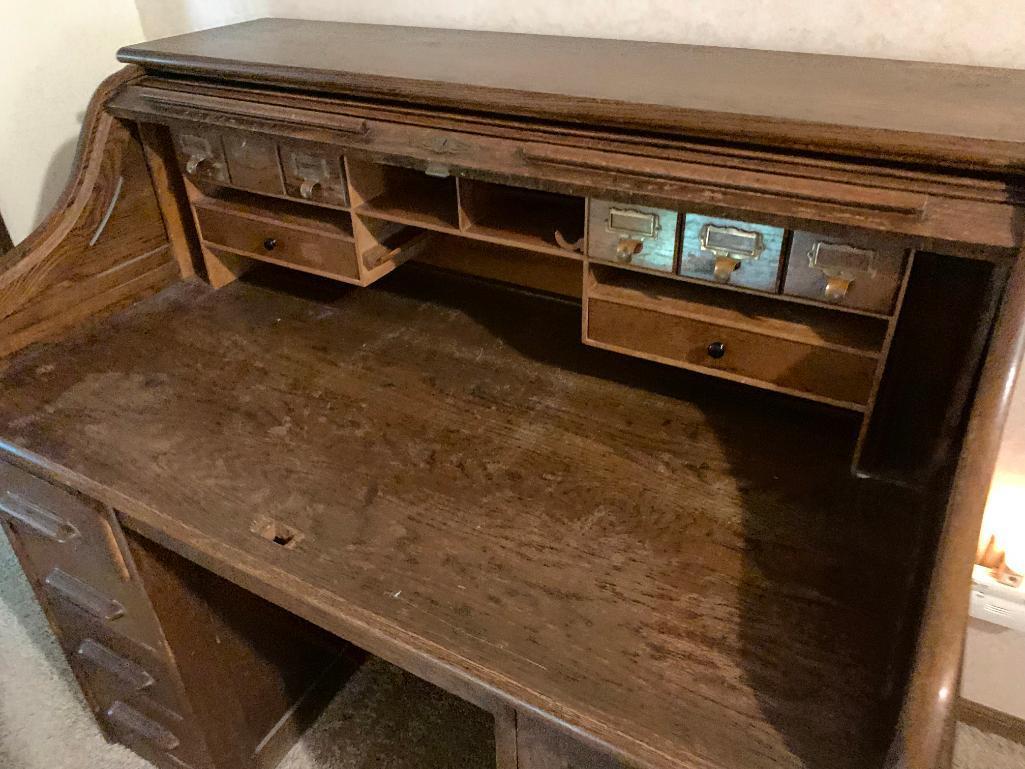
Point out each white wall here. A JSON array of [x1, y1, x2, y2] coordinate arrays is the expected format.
[[1, 0, 145, 244], [134, 0, 1025, 69]]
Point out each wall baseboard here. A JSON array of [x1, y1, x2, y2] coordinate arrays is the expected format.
[[958, 697, 1025, 745]]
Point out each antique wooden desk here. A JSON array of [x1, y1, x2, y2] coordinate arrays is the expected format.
[[2, 18, 1025, 769]]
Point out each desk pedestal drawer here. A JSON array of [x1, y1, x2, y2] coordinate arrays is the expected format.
[[586, 298, 877, 406]]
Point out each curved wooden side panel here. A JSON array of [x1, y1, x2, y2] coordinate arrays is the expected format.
[[0, 66, 179, 359], [885, 253, 1025, 768]]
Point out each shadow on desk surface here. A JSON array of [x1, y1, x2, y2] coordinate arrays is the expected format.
[[0, 262, 931, 769]]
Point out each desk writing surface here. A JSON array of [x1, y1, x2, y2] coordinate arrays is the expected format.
[[0, 267, 918, 769], [117, 18, 1025, 168]]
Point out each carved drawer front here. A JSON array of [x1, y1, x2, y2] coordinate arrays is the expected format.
[[679, 215, 785, 291], [195, 201, 359, 280], [222, 131, 285, 195], [0, 462, 164, 651], [171, 127, 230, 184], [784, 231, 908, 313], [586, 299, 877, 406], [588, 201, 679, 272], [278, 141, 349, 207]]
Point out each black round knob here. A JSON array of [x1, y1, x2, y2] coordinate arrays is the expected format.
[[263, 238, 277, 251], [707, 341, 726, 359]]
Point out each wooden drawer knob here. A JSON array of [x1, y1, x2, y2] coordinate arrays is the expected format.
[[707, 341, 726, 359]]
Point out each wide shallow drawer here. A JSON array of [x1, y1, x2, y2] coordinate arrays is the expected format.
[[0, 462, 165, 651], [586, 298, 878, 406], [679, 214, 785, 291], [784, 230, 908, 313], [195, 200, 359, 280], [587, 200, 678, 272]]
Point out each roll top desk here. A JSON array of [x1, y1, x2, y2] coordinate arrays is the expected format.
[[2, 18, 1025, 769]]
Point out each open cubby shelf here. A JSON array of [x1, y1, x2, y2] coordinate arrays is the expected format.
[[459, 178, 585, 259], [587, 264, 888, 357], [194, 188, 355, 241], [590, 253, 896, 320], [349, 160, 462, 231]]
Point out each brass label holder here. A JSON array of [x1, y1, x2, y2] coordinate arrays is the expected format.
[[699, 223, 764, 283], [606, 207, 660, 263]]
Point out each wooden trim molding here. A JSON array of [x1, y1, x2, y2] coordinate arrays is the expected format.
[[958, 697, 1025, 745], [0, 65, 178, 359], [885, 254, 1025, 768]]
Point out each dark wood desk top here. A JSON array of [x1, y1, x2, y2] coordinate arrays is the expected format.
[[117, 18, 1025, 170], [0, 266, 922, 769]]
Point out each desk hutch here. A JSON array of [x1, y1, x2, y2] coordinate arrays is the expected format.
[[2, 19, 1025, 769]]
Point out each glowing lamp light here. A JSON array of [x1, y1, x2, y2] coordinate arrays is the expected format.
[[978, 471, 1025, 575]]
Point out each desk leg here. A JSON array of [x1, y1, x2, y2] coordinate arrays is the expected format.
[[516, 713, 626, 769]]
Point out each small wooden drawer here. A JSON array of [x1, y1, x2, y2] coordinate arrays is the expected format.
[[222, 131, 285, 196], [586, 298, 878, 406], [195, 200, 359, 280], [171, 127, 230, 185], [587, 201, 678, 272], [278, 141, 349, 207], [0, 462, 165, 651], [679, 215, 785, 291], [784, 231, 908, 313]]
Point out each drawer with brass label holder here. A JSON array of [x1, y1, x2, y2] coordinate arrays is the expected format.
[[588, 200, 679, 272], [171, 127, 230, 185], [278, 141, 349, 207], [784, 231, 908, 313], [679, 215, 785, 291]]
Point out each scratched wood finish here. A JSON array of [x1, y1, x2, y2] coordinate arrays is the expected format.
[[0, 266, 926, 769], [0, 67, 177, 360], [115, 19, 1025, 170]]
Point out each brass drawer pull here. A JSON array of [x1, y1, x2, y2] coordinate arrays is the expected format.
[[0, 491, 80, 543], [105, 701, 180, 751], [808, 241, 878, 302], [45, 568, 125, 621], [77, 639, 155, 691]]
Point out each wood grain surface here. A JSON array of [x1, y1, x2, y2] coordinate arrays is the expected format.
[[0, 265, 926, 769], [117, 18, 1025, 169]]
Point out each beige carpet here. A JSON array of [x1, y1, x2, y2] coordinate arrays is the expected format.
[[1, 534, 1022, 769]]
